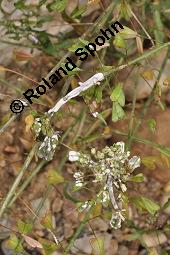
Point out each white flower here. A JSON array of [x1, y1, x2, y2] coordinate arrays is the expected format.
[[116, 141, 125, 153], [74, 172, 83, 179], [120, 183, 127, 192], [110, 210, 126, 229], [128, 156, 141, 170], [69, 151, 80, 161], [78, 201, 91, 212], [75, 181, 83, 187], [92, 112, 99, 118]]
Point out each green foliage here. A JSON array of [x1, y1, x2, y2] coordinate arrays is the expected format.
[[94, 86, 103, 103], [71, 6, 87, 19], [114, 34, 127, 49], [14, 0, 26, 10], [110, 83, 125, 106], [41, 238, 59, 255], [90, 236, 105, 255], [47, 0, 67, 12], [129, 173, 145, 182], [120, 0, 132, 20], [110, 83, 125, 122], [47, 169, 65, 185], [38, 32, 57, 56], [8, 234, 24, 253], [153, 8, 165, 45], [131, 196, 160, 215], [147, 119, 157, 133], [112, 102, 125, 122], [41, 213, 53, 230], [162, 198, 170, 211], [119, 26, 137, 39], [142, 156, 157, 170], [17, 220, 33, 234]]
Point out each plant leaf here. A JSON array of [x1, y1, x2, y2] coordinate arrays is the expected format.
[[142, 156, 158, 170], [8, 234, 24, 253], [47, 169, 64, 185], [112, 102, 125, 122], [131, 196, 160, 215], [129, 173, 144, 183], [47, 0, 67, 12], [110, 83, 125, 106], [114, 34, 127, 49], [41, 213, 53, 230], [40, 238, 58, 255], [119, 26, 137, 39], [120, 0, 132, 20], [17, 220, 33, 234], [147, 119, 156, 133]]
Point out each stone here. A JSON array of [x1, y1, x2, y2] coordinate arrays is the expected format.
[[142, 232, 167, 247]]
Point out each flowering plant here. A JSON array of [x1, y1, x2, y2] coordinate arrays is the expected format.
[[69, 141, 141, 229]]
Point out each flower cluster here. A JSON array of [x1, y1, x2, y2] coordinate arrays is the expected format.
[[32, 115, 61, 161], [69, 142, 141, 229]]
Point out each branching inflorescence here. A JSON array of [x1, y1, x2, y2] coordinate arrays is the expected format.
[[69, 142, 141, 229], [32, 73, 104, 161]]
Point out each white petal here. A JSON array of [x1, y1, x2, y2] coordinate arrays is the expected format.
[[121, 183, 127, 192], [69, 151, 80, 161], [129, 156, 140, 169], [116, 142, 125, 153]]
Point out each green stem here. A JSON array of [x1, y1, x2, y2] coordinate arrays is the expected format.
[[132, 47, 170, 136], [0, 143, 39, 218], [8, 160, 46, 208], [105, 42, 170, 77], [62, 203, 94, 255], [0, 115, 17, 135]]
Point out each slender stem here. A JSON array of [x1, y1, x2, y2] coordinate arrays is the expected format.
[[8, 160, 46, 208], [105, 42, 170, 77], [0, 143, 39, 218], [62, 203, 94, 255], [132, 47, 170, 136], [0, 115, 17, 135], [126, 76, 138, 150], [131, 10, 154, 46]]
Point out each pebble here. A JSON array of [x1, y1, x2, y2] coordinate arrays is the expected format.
[[142, 232, 167, 247], [90, 218, 108, 231], [122, 49, 170, 101], [107, 239, 118, 255], [0, 216, 11, 240], [31, 197, 50, 218], [117, 245, 129, 255], [71, 233, 112, 254]]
